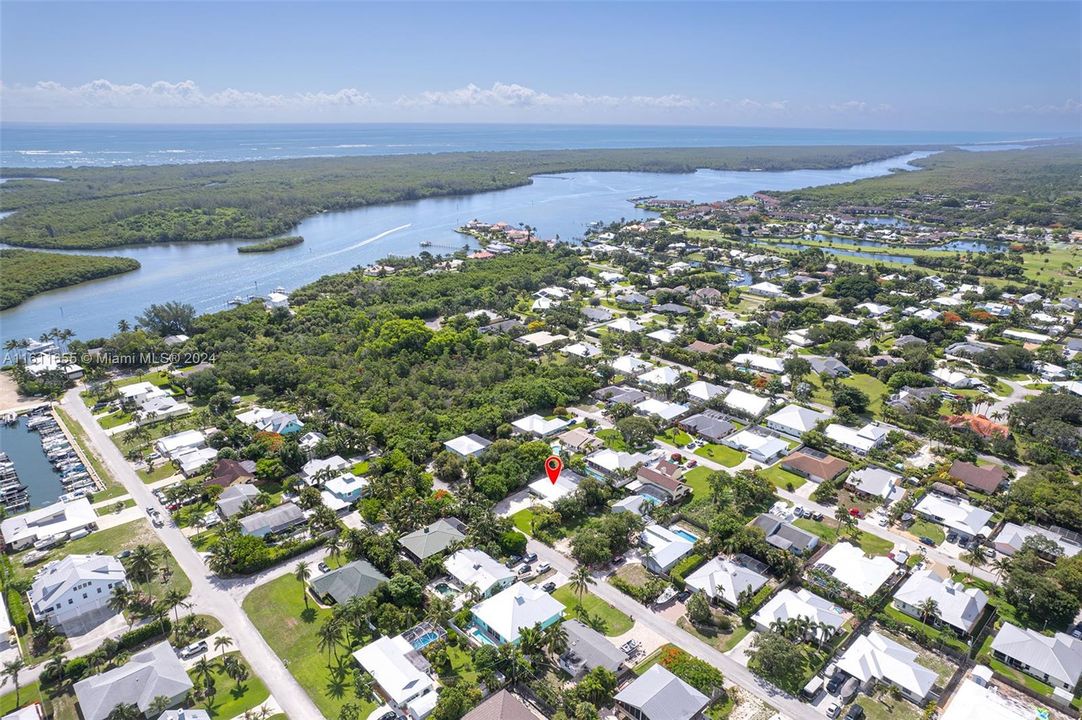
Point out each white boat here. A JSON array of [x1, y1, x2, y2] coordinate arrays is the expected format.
[[228, 296, 246, 305]]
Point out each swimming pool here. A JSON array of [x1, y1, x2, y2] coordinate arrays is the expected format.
[[672, 528, 698, 542], [432, 582, 457, 597], [467, 624, 499, 647], [409, 631, 441, 651]]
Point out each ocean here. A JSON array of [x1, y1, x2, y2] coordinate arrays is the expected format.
[[0, 123, 1055, 169]]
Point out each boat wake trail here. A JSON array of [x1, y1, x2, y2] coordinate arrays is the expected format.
[[315, 223, 413, 260]]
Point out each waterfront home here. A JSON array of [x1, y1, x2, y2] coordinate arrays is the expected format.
[[845, 467, 905, 505], [154, 429, 206, 459], [947, 461, 1006, 494], [470, 582, 564, 646], [641, 525, 694, 574], [310, 560, 388, 605], [238, 502, 305, 539], [215, 483, 260, 519], [993, 523, 1081, 558], [443, 433, 492, 458], [584, 449, 651, 481], [765, 404, 830, 438], [399, 518, 467, 562], [679, 410, 735, 443], [824, 422, 889, 455], [748, 281, 784, 298], [1, 498, 97, 551], [836, 631, 937, 704], [990, 623, 1082, 693], [721, 388, 773, 418], [29, 554, 130, 635], [352, 634, 439, 720], [559, 619, 626, 679], [752, 588, 846, 638], [913, 493, 994, 541], [812, 542, 896, 598], [235, 407, 304, 435], [684, 557, 768, 608], [892, 570, 988, 636], [73, 642, 192, 720], [722, 429, 788, 464], [511, 414, 569, 438], [614, 665, 709, 720], [779, 449, 848, 484], [443, 549, 514, 599], [750, 514, 819, 554]]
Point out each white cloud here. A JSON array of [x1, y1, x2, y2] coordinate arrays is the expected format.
[[826, 100, 894, 114], [991, 99, 1081, 115], [395, 81, 703, 110]]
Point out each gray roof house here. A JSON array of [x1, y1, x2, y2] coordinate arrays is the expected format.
[[215, 483, 261, 518], [399, 518, 467, 562], [74, 642, 193, 720], [238, 502, 305, 538], [679, 410, 735, 443], [809, 356, 851, 378], [750, 514, 819, 554], [309, 559, 388, 605], [559, 620, 626, 679], [990, 622, 1082, 692], [655, 303, 692, 315], [157, 712, 211, 720], [615, 664, 709, 720], [581, 306, 615, 323], [461, 690, 536, 720]]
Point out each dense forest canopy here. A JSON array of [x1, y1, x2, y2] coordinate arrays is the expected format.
[[0, 248, 140, 309], [0, 145, 913, 249]]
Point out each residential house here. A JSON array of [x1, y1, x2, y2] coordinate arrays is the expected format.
[[238, 502, 305, 538], [812, 542, 896, 598], [528, 468, 583, 505], [352, 634, 439, 720], [612, 355, 654, 375], [461, 690, 536, 720], [993, 523, 1081, 558], [635, 462, 689, 504], [825, 422, 890, 455], [730, 353, 785, 375], [887, 386, 940, 413], [443, 434, 492, 458], [641, 525, 694, 574], [584, 449, 650, 481], [215, 484, 261, 519], [684, 380, 726, 404], [470, 582, 564, 646], [175, 447, 218, 478], [614, 665, 709, 720], [809, 357, 851, 379], [747, 281, 784, 298], [679, 411, 735, 443], [235, 407, 304, 434], [947, 461, 1006, 494], [516, 331, 568, 349], [913, 493, 994, 541], [154, 430, 206, 459], [204, 459, 255, 488], [721, 388, 773, 418], [836, 631, 938, 704], [511, 414, 569, 438], [1, 498, 97, 551], [765, 405, 830, 438], [399, 518, 467, 562], [29, 554, 130, 635], [299, 455, 351, 485], [845, 467, 905, 505], [990, 623, 1082, 693], [310, 560, 388, 605], [646, 328, 680, 344], [324, 474, 369, 506], [892, 570, 988, 636], [607, 317, 645, 333], [722, 429, 788, 464], [73, 642, 193, 720], [752, 588, 846, 638], [684, 557, 768, 608], [558, 428, 600, 453], [562, 342, 603, 359], [639, 366, 683, 387], [685, 340, 722, 355], [559, 620, 626, 679], [443, 549, 515, 599], [593, 385, 648, 406], [635, 398, 689, 422], [750, 514, 819, 554], [779, 449, 849, 484]]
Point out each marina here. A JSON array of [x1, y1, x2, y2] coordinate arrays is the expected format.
[[0, 407, 97, 512]]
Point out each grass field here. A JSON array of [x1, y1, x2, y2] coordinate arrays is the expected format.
[[657, 428, 694, 447], [595, 428, 628, 451], [793, 518, 894, 556], [189, 652, 270, 719], [695, 444, 746, 467], [907, 519, 945, 545], [760, 464, 807, 490], [242, 574, 376, 720], [683, 466, 714, 503], [551, 585, 634, 636]]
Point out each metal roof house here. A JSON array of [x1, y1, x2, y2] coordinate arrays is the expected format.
[[615, 664, 709, 720], [73, 642, 193, 720]]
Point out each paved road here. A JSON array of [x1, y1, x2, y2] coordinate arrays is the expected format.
[[526, 538, 821, 720], [62, 389, 326, 720]]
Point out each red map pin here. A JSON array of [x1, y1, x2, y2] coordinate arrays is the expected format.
[[545, 455, 563, 484]]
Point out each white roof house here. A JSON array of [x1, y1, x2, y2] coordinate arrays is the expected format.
[[29, 554, 129, 632], [731, 353, 785, 374], [646, 328, 679, 344], [748, 281, 784, 297], [685, 557, 768, 608], [722, 388, 772, 417], [990, 623, 1082, 692], [993, 523, 1081, 558], [154, 429, 206, 458], [511, 414, 569, 437], [175, 447, 218, 478], [893, 570, 988, 635], [847, 467, 905, 505], [443, 549, 515, 599], [753, 588, 847, 637], [723, 429, 789, 464], [562, 342, 602, 359], [684, 380, 726, 404], [635, 398, 689, 422], [607, 317, 645, 333], [857, 302, 891, 317], [765, 404, 830, 437], [516, 330, 568, 348], [837, 631, 938, 702], [1, 498, 97, 551], [324, 474, 369, 505], [941, 677, 1046, 720], [585, 449, 651, 478], [825, 422, 889, 455], [641, 525, 694, 574], [442, 433, 492, 458], [352, 634, 438, 713], [299, 455, 351, 484], [914, 494, 994, 539], [470, 582, 565, 645], [638, 366, 683, 387], [814, 542, 896, 598], [932, 367, 978, 389], [824, 314, 860, 326], [612, 355, 654, 375], [528, 468, 582, 504]]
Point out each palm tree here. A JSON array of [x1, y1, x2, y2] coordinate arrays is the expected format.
[[193, 658, 215, 698], [214, 635, 234, 659], [569, 566, 595, 609], [543, 622, 569, 657], [917, 597, 940, 626], [962, 544, 988, 572], [163, 588, 190, 636], [325, 534, 342, 566], [517, 624, 544, 658], [45, 652, 67, 686], [147, 695, 172, 718], [317, 617, 343, 664], [106, 703, 140, 720], [990, 556, 1012, 583], [128, 544, 160, 593], [1, 658, 26, 706], [294, 560, 312, 609], [108, 584, 135, 628], [222, 655, 247, 688]]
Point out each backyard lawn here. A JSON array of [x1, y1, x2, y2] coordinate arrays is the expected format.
[[793, 518, 893, 556], [695, 444, 746, 467], [552, 585, 634, 636], [907, 519, 945, 545], [657, 428, 694, 447], [760, 464, 807, 490], [189, 652, 270, 719], [242, 574, 376, 719], [851, 691, 923, 720], [595, 429, 628, 451], [683, 466, 714, 502]]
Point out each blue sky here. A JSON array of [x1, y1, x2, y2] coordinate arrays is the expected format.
[[1, 1, 1079, 131]]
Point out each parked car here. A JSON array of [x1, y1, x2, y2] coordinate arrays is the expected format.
[[687, 460, 698, 467], [839, 678, 860, 704], [536, 562, 551, 573], [826, 703, 841, 719], [845, 705, 865, 720], [812, 511, 824, 521], [118, 549, 132, 559], [517, 564, 532, 575], [826, 675, 843, 694], [919, 536, 936, 546], [318, 562, 331, 574], [505, 555, 523, 569], [675, 589, 692, 602], [178, 640, 208, 659], [946, 532, 958, 543], [793, 507, 805, 518], [523, 552, 538, 563], [542, 581, 557, 593]]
